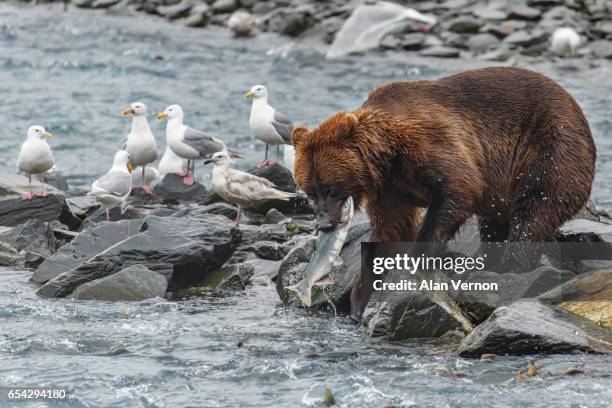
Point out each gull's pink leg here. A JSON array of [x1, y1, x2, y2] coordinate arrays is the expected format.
[[268, 145, 280, 166], [182, 160, 195, 185], [141, 166, 153, 195], [256, 145, 270, 168], [234, 205, 241, 226], [22, 174, 33, 201], [176, 160, 189, 177], [120, 205, 134, 215], [35, 191, 47, 198], [106, 209, 111, 221]]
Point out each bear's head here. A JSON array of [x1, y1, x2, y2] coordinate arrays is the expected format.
[[292, 110, 394, 231]]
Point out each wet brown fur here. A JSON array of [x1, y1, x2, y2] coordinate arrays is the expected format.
[[292, 67, 596, 317], [293, 67, 595, 243]]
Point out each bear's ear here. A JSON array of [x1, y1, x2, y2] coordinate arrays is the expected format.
[[342, 111, 359, 138], [292, 126, 309, 149]]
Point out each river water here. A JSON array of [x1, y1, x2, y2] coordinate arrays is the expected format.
[[1, 3, 611, 407]]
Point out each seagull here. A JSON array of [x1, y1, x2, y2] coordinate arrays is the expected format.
[[122, 101, 158, 194], [90, 150, 134, 221], [17, 125, 54, 201], [158, 145, 187, 176], [156, 104, 232, 186], [551, 27, 581, 57], [245, 85, 294, 168], [133, 166, 161, 190], [228, 10, 255, 37], [205, 151, 297, 225]]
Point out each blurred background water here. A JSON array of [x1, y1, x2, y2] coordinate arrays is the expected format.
[[1, 4, 612, 407]]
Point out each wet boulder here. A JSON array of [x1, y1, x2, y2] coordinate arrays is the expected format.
[[0, 220, 57, 268], [450, 266, 576, 323], [173, 262, 254, 299], [276, 213, 371, 311], [364, 282, 470, 340], [0, 194, 67, 227], [34, 214, 240, 298], [32, 219, 142, 284], [69, 264, 167, 301], [457, 299, 612, 357], [539, 268, 612, 329], [33, 170, 69, 192], [0, 173, 63, 197], [244, 164, 312, 215], [152, 173, 207, 203]]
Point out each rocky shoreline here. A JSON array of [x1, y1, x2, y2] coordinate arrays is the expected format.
[[21, 0, 612, 61], [1, 164, 611, 358]]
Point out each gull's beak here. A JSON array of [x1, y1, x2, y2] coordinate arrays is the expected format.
[[127, 162, 134, 173], [244, 91, 254, 99], [156, 113, 168, 120], [203, 158, 213, 165], [122, 107, 134, 116], [44, 132, 53, 140]]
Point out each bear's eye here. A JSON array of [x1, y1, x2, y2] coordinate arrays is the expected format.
[[327, 185, 342, 198]]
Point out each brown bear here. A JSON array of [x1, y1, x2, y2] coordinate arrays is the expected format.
[[291, 66, 596, 320]]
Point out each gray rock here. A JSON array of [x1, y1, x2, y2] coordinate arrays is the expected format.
[[480, 20, 527, 39], [508, 3, 542, 20], [593, 21, 612, 37], [472, 2, 508, 20], [239, 222, 289, 246], [90, 0, 121, 8], [32, 219, 142, 284], [0, 220, 56, 268], [173, 262, 254, 298], [466, 33, 501, 53], [420, 46, 460, 58], [242, 240, 289, 261], [158, 2, 193, 19], [503, 30, 547, 47], [152, 173, 207, 203], [450, 266, 576, 323], [457, 299, 612, 356], [70, 264, 167, 301], [35, 215, 240, 298], [264, 8, 312, 37], [173, 202, 238, 222], [0, 173, 62, 197], [252, 1, 276, 15], [263, 208, 287, 224], [364, 286, 467, 340], [589, 40, 612, 59], [212, 0, 238, 13], [238, 0, 256, 7], [446, 16, 484, 34], [0, 194, 67, 227], [185, 4, 211, 27]]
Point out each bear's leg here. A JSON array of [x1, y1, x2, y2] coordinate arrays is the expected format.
[[416, 193, 473, 250], [350, 198, 420, 321], [478, 218, 509, 242], [478, 218, 510, 270]]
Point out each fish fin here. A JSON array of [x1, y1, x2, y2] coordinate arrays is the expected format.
[[332, 256, 344, 267], [285, 283, 312, 307], [313, 274, 335, 286]]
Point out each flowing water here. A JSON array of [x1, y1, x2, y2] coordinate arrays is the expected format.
[[1, 4, 612, 407]]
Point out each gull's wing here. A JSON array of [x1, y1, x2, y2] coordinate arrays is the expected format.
[[183, 127, 226, 158], [271, 110, 294, 144], [92, 171, 132, 196], [225, 169, 277, 200]]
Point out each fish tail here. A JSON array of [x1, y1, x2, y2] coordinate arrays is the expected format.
[[285, 282, 312, 307]]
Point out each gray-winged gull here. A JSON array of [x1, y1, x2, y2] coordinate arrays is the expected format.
[[245, 85, 293, 168], [122, 101, 158, 194], [158, 145, 187, 176], [156, 104, 232, 186], [205, 151, 297, 225], [17, 125, 54, 201], [90, 150, 134, 221]]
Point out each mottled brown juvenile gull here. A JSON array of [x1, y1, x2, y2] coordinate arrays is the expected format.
[[156, 104, 231, 186], [205, 151, 297, 225], [122, 101, 158, 194], [245, 85, 293, 168], [17, 125, 54, 201], [90, 150, 134, 221]]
